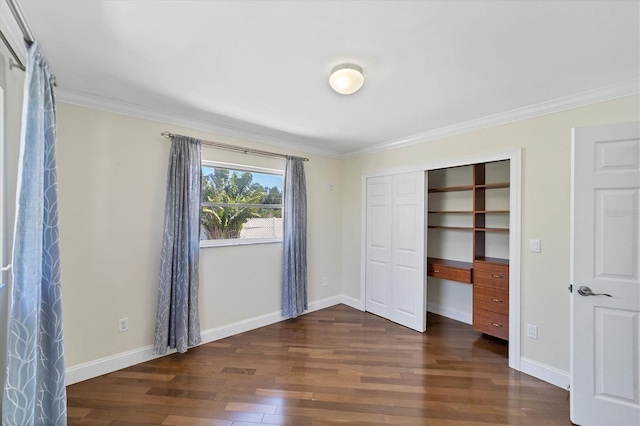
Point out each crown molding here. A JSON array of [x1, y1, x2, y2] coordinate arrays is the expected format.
[[343, 79, 640, 159], [56, 78, 639, 162], [55, 88, 343, 159]]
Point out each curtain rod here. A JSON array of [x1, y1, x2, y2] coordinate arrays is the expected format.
[[7, 0, 36, 44], [161, 132, 309, 162], [0, 29, 25, 71], [2, 0, 57, 85], [2, 0, 33, 71]]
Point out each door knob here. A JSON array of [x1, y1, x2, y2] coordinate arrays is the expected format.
[[577, 286, 612, 297]]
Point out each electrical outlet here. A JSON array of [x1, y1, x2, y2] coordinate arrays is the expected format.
[[527, 323, 538, 339], [118, 318, 129, 333], [322, 277, 329, 287]]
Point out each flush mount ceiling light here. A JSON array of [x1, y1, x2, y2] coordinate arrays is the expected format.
[[329, 64, 364, 95]]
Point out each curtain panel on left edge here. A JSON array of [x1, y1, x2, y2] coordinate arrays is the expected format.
[[2, 42, 67, 426], [153, 134, 202, 355]]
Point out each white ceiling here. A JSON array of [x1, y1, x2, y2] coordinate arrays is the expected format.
[[16, 0, 640, 157]]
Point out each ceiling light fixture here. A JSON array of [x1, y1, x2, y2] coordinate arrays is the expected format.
[[329, 64, 364, 95]]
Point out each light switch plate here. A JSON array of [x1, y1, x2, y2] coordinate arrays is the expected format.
[[530, 239, 541, 253]]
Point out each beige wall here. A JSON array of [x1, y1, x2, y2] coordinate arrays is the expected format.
[[40, 94, 640, 375], [340, 95, 639, 372], [56, 103, 343, 367]]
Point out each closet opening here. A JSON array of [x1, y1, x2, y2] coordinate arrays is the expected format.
[[427, 160, 510, 348], [361, 150, 521, 370]]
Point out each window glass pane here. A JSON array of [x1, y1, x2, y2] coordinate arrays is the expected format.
[[201, 206, 283, 240], [202, 167, 282, 205], [201, 165, 283, 242]]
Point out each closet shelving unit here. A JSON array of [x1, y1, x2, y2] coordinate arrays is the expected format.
[[427, 161, 510, 340]]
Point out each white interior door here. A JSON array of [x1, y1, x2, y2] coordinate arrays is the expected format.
[[365, 171, 426, 332], [365, 175, 393, 319], [571, 121, 640, 426], [390, 172, 426, 331]]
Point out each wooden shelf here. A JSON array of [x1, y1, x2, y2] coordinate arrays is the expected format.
[[475, 183, 510, 189], [474, 256, 509, 265], [475, 210, 509, 214], [428, 226, 473, 231], [428, 210, 473, 214], [427, 258, 473, 270], [474, 227, 509, 233], [428, 185, 473, 193], [431, 226, 508, 232]]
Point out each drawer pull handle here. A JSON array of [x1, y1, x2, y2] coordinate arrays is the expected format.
[[491, 322, 503, 327], [491, 298, 503, 303], [491, 274, 503, 278], [433, 270, 440, 273]]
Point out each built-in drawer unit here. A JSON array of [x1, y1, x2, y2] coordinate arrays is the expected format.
[[473, 285, 509, 316], [473, 261, 509, 289], [473, 259, 509, 341], [473, 308, 509, 340], [427, 258, 472, 284]]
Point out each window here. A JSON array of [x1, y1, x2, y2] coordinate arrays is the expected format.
[[200, 161, 283, 247]]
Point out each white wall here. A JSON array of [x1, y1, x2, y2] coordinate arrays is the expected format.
[[55, 103, 344, 369], [0, 33, 25, 409], [340, 95, 639, 373]]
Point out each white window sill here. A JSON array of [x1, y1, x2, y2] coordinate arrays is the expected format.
[[200, 238, 283, 248]]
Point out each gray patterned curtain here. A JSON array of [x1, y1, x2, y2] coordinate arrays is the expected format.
[[2, 43, 66, 425], [153, 135, 202, 354], [282, 156, 307, 318]]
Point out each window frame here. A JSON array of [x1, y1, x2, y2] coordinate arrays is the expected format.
[[200, 160, 285, 248]]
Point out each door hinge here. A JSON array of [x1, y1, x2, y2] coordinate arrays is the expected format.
[[568, 284, 573, 293]]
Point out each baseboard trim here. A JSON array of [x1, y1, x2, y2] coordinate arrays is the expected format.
[[66, 295, 343, 385], [427, 302, 472, 325], [341, 295, 363, 311], [65, 345, 173, 386], [520, 357, 570, 390]]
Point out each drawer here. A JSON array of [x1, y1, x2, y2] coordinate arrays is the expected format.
[[427, 260, 472, 284], [474, 285, 509, 316], [473, 261, 509, 289], [473, 308, 509, 340]]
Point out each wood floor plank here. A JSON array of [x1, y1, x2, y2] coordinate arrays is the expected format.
[[66, 306, 572, 425], [225, 401, 278, 414], [161, 415, 233, 425]]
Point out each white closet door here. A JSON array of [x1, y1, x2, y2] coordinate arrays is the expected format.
[[365, 175, 393, 319], [391, 172, 426, 332], [365, 171, 426, 332]]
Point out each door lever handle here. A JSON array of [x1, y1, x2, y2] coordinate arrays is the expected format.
[[577, 286, 612, 297]]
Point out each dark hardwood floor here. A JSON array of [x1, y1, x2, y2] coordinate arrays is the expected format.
[[67, 305, 572, 425]]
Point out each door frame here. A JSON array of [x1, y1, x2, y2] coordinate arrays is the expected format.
[[360, 148, 522, 371]]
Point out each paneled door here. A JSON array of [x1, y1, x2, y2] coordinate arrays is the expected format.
[[366, 171, 426, 332], [365, 175, 393, 320], [570, 121, 640, 425]]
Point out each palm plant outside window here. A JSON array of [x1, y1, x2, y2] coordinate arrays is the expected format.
[[201, 161, 283, 245]]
